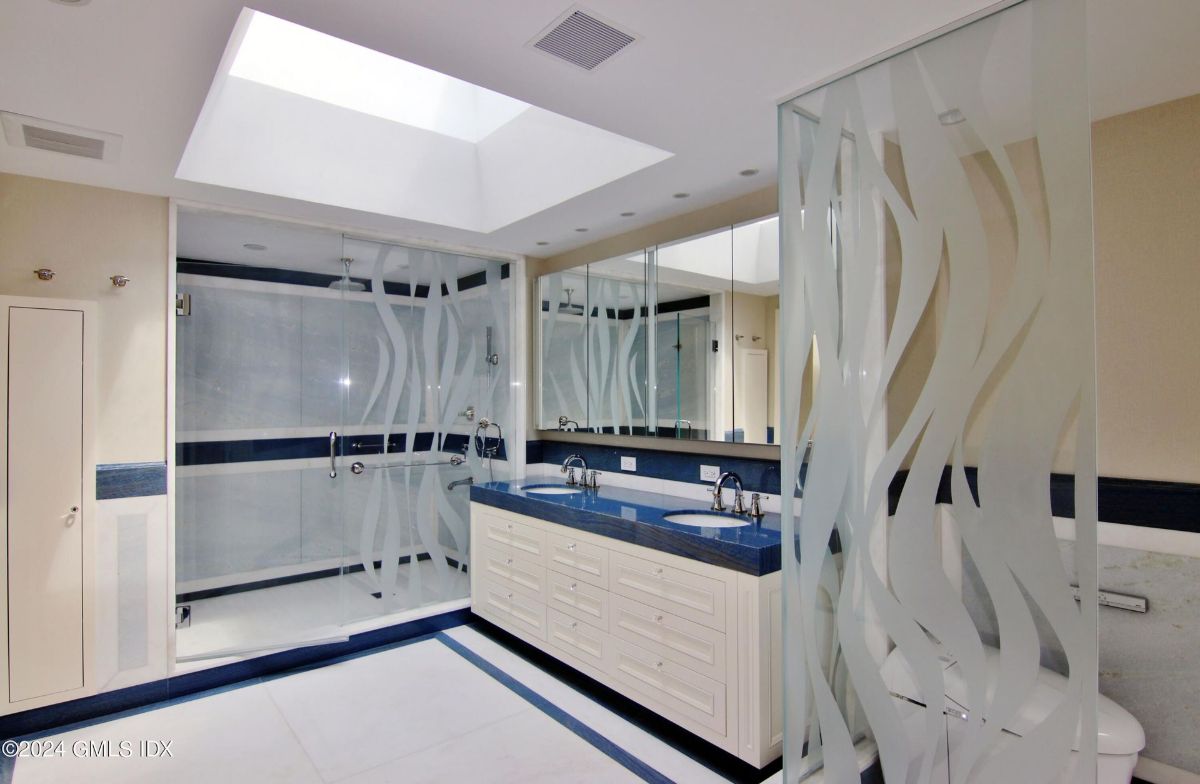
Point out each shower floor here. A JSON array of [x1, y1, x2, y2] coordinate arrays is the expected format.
[[176, 559, 470, 661]]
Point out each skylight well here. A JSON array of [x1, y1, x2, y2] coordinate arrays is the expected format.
[[177, 9, 671, 233]]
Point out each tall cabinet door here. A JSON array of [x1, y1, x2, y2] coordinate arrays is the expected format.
[[6, 306, 85, 702]]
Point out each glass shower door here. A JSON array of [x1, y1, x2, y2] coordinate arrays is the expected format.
[[174, 219, 351, 661], [336, 236, 506, 622]]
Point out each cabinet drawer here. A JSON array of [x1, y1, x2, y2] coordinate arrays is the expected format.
[[477, 578, 547, 641], [547, 609, 607, 670], [477, 545, 547, 601], [610, 637, 727, 735], [546, 530, 608, 588], [610, 552, 726, 631], [610, 594, 726, 682], [478, 514, 545, 559], [547, 570, 608, 629]]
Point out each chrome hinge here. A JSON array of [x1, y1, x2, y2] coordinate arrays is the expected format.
[[176, 292, 191, 316], [175, 604, 192, 628]]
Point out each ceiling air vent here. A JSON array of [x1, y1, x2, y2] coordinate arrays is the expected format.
[[529, 9, 637, 71], [0, 111, 122, 163]]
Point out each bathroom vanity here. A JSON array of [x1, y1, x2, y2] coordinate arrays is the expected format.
[[468, 481, 784, 768]]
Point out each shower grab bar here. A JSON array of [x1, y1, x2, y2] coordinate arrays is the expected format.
[[350, 455, 466, 474]]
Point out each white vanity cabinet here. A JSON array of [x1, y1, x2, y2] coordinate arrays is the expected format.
[[469, 501, 783, 767]]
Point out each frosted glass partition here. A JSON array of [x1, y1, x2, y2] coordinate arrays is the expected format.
[[777, 0, 1098, 781]]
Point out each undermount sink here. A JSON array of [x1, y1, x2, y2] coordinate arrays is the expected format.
[[523, 484, 584, 495], [663, 511, 751, 528]]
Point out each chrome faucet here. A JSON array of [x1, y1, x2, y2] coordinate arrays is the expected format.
[[561, 454, 588, 486], [447, 476, 474, 492], [711, 471, 748, 514]]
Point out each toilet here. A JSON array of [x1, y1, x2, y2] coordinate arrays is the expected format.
[[881, 645, 1146, 783]]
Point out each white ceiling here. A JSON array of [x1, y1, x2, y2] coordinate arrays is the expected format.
[[1, 0, 1197, 259]]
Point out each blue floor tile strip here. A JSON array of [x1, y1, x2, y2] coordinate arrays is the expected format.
[[437, 632, 676, 784], [0, 611, 470, 784]]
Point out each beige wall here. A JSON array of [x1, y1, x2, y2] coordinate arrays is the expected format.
[[0, 174, 168, 464], [1093, 94, 1200, 483], [882, 94, 1200, 483]]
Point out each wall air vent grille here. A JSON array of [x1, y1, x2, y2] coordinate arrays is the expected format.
[[0, 111, 122, 163], [22, 126, 105, 159], [531, 9, 637, 71]]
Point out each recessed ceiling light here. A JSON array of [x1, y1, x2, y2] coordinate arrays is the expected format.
[[938, 108, 966, 126], [574, 228, 588, 233], [243, 243, 267, 251], [739, 168, 759, 177], [673, 192, 689, 199], [620, 211, 635, 217], [536, 241, 549, 246]]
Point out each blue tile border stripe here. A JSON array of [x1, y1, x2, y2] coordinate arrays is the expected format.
[[531, 439, 1200, 534], [95, 462, 166, 500], [436, 632, 675, 784], [177, 432, 506, 466], [532, 440, 783, 495]]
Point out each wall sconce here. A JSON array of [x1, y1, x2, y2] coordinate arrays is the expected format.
[[110, 275, 130, 287], [33, 268, 54, 281]]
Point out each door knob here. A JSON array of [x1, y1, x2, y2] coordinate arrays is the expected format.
[[69, 506, 79, 513]]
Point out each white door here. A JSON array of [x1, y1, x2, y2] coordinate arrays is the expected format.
[[7, 306, 85, 701], [736, 348, 768, 443]]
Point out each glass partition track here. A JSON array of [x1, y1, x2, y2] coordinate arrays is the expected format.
[[778, 0, 1098, 781]]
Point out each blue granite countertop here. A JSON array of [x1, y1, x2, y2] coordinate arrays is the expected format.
[[470, 480, 783, 576]]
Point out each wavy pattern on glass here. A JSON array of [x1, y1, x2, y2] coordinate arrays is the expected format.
[[588, 276, 648, 433], [778, 1, 1097, 781], [352, 241, 504, 611], [540, 273, 588, 428]]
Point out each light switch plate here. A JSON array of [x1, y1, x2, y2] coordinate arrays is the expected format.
[[700, 464, 720, 482], [620, 456, 637, 471]]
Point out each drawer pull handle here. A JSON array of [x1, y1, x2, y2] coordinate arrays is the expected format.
[[654, 614, 664, 623], [653, 567, 664, 576], [569, 583, 577, 591], [506, 592, 513, 599], [655, 661, 664, 670], [567, 543, 577, 551], [505, 558, 513, 566], [569, 621, 578, 630], [506, 523, 513, 531]]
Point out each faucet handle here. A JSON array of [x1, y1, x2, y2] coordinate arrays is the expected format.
[[732, 490, 748, 515], [586, 470, 600, 489], [564, 467, 577, 486], [710, 485, 726, 512], [750, 493, 765, 519]]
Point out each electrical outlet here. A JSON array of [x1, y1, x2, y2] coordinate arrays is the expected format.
[[700, 464, 720, 482], [620, 456, 637, 472]]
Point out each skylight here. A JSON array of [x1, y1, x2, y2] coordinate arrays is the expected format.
[[177, 9, 672, 233], [228, 12, 530, 143]]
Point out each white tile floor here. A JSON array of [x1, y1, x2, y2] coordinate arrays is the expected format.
[[176, 562, 471, 660], [9, 626, 773, 784]]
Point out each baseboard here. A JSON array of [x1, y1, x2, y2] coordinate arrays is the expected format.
[[1136, 756, 1200, 784]]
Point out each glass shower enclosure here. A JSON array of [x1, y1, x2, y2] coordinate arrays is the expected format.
[[175, 213, 511, 661]]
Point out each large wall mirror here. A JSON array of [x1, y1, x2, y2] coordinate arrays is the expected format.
[[537, 215, 780, 445]]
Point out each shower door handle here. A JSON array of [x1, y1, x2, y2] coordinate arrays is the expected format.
[[329, 431, 338, 478]]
